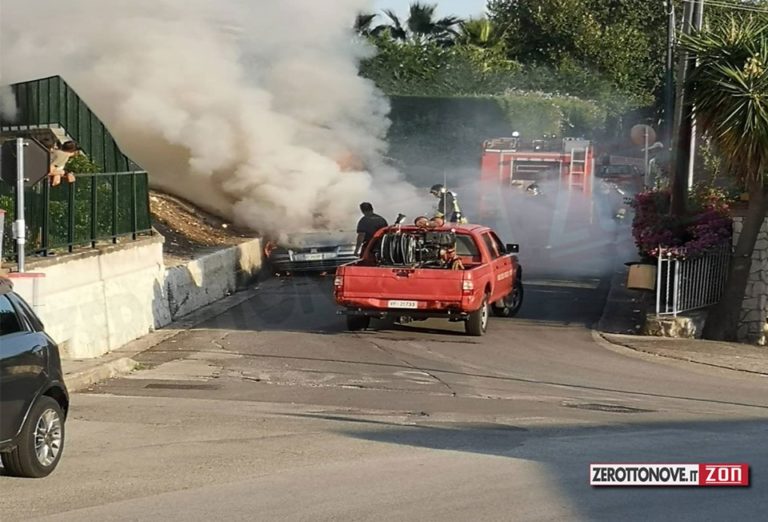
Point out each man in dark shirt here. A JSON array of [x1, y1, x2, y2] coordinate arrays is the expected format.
[[355, 202, 388, 255]]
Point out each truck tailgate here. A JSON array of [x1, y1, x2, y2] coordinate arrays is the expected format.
[[339, 266, 465, 303]]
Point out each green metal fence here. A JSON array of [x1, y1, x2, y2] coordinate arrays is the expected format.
[[0, 75, 139, 172], [0, 76, 153, 261], [1, 172, 153, 259]]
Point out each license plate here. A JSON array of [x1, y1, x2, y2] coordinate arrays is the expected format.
[[294, 253, 335, 261], [387, 300, 419, 309]]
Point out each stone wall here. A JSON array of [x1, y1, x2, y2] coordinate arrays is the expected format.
[[733, 217, 768, 345]]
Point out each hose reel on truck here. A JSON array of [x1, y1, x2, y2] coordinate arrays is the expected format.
[[377, 230, 457, 267]]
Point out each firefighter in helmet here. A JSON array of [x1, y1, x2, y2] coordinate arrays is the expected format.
[[429, 184, 466, 224]]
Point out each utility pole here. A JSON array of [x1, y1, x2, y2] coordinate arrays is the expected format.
[[688, 0, 705, 189], [670, 0, 695, 216], [664, 0, 676, 152]]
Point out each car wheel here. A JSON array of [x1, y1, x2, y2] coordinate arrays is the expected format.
[[465, 295, 489, 336], [346, 315, 370, 331], [493, 279, 524, 318], [1, 396, 65, 478]]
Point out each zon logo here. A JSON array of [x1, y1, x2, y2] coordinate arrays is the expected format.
[[700, 464, 749, 486]]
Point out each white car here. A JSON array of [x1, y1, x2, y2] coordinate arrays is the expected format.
[[264, 231, 358, 274]]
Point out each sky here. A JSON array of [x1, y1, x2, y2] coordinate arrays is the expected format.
[[372, 0, 488, 19]]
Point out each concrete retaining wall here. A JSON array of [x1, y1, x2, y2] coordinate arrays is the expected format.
[[161, 241, 262, 322], [9, 236, 262, 359], [733, 217, 768, 345]]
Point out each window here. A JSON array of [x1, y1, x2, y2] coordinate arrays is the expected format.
[[0, 295, 22, 337], [9, 294, 42, 332], [455, 235, 480, 258], [489, 232, 507, 256], [482, 233, 501, 259]]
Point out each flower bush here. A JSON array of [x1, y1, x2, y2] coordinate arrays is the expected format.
[[630, 185, 733, 260]]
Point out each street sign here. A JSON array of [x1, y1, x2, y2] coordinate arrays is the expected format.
[[0, 138, 50, 187], [630, 124, 656, 147]]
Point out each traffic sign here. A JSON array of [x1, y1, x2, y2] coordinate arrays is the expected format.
[[630, 124, 657, 147], [0, 138, 50, 187]]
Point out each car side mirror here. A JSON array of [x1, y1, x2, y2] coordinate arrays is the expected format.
[[506, 243, 519, 254]]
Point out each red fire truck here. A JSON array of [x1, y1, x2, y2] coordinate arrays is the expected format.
[[477, 135, 595, 222]]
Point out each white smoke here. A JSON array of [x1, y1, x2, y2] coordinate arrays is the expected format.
[[454, 171, 636, 278], [0, 0, 429, 238], [0, 84, 17, 121]]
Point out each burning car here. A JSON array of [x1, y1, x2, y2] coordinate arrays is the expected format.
[[264, 230, 358, 274]]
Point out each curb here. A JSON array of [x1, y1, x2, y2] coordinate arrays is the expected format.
[[65, 357, 140, 393], [63, 286, 261, 392], [593, 330, 768, 377]]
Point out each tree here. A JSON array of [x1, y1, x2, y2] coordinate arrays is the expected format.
[[354, 13, 378, 37], [372, 2, 462, 46], [683, 16, 768, 341], [377, 9, 408, 40], [486, 0, 675, 103], [359, 37, 522, 96], [457, 17, 507, 49]]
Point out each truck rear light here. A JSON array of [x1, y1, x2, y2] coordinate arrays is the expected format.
[[462, 280, 474, 293], [334, 276, 343, 287]]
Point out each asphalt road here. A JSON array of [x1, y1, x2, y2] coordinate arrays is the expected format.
[[4, 261, 768, 521]]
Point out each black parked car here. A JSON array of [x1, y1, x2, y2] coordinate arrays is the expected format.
[[0, 277, 69, 478]]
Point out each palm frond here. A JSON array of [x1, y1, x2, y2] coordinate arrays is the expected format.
[[681, 14, 768, 181], [354, 13, 377, 35]]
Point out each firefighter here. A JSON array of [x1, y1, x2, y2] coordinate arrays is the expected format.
[[414, 216, 430, 228], [439, 241, 464, 270], [430, 213, 446, 228], [429, 184, 466, 224]]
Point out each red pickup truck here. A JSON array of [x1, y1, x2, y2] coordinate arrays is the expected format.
[[333, 224, 523, 336]]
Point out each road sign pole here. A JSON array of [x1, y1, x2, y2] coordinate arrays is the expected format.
[[15, 138, 26, 272], [688, 0, 705, 190], [664, 0, 676, 150], [644, 127, 649, 185]]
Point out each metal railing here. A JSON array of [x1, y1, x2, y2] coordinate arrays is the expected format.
[[0, 76, 152, 262], [1, 171, 152, 259], [656, 244, 730, 316]]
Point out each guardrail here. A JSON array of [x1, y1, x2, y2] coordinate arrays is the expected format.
[[656, 244, 730, 316]]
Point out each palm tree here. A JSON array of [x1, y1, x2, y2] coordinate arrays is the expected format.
[[457, 17, 507, 48], [354, 13, 378, 37], [377, 9, 408, 41], [682, 16, 768, 341], [406, 2, 461, 44], [372, 2, 461, 45]]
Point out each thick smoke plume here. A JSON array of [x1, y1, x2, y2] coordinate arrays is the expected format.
[[0, 84, 17, 120], [0, 0, 429, 239], [454, 171, 636, 278]]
